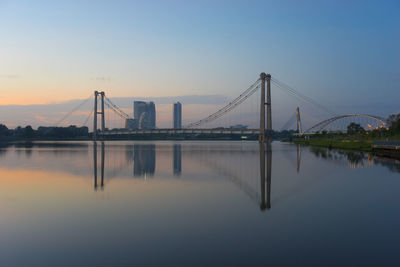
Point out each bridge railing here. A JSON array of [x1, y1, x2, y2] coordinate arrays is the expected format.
[[98, 128, 260, 135]]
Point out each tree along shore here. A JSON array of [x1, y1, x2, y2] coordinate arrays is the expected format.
[[289, 113, 400, 154]]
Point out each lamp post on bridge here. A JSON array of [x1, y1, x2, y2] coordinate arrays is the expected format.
[[259, 73, 272, 143], [93, 91, 105, 141]]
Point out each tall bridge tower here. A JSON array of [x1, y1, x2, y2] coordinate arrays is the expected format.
[[296, 107, 302, 135], [259, 73, 272, 143], [93, 91, 105, 141]]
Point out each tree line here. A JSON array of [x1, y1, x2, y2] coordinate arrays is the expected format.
[[1, 113, 400, 140], [0, 125, 89, 139], [345, 113, 400, 137]]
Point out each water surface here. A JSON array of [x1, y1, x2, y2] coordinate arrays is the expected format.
[[0, 141, 399, 266]]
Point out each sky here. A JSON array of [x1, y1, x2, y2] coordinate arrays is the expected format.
[[0, 0, 399, 129]]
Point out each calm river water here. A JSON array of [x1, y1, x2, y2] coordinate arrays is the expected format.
[[0, 141, 400, 266]]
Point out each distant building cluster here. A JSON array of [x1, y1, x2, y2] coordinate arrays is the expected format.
[[230, 124, 248, 129], [124, 100, 183, 130], [125, 101, 156, 130]]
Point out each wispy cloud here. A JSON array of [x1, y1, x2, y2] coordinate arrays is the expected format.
[[34, 115, 54, 124], [91, 76, 111, 82]]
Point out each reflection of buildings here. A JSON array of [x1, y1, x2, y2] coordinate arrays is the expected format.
[[91, 141, 400, 210], [134, 144, 155, 177], [173, 144, 182, 176], [173, 102, 182, 129], [92, 141, 273, 210]]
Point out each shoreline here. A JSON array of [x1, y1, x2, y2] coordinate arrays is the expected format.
[[290, 139, 373, 152], [290, 139, 400, 160]]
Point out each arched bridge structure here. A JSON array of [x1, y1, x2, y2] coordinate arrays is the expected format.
[[303, 114, 387, 134]]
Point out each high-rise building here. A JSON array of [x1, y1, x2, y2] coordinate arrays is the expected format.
[[133, 101, 156, 129], [125, 118, 138, 130], [134, 101, 146, 121], [173, 102, 182, 129]]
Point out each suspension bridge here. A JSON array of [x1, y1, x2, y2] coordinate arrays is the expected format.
[[53, 72, 388, 141]]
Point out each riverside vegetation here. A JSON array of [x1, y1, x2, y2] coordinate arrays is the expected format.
[[290, 113, 400, 152]]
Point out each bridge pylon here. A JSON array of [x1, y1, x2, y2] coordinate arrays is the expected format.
[[296, 107, 302, 135], [259, 73, 272, 143], [93, 91, 105, 141]]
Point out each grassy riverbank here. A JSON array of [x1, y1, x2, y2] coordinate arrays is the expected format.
[[292, 139, 374, 151]]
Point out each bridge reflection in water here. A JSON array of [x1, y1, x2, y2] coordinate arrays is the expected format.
[[259, 142, 272, 211], [92, 141, 286, 211], [90, 142, 387, 212], [92, 140, 398, 211], [93, 142, 105, 191], [4, 140, 396, 212]]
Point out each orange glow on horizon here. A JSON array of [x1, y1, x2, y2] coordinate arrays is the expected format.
[[1, 96, 71, 106]]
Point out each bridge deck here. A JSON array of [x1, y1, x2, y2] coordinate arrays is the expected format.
[[99, 128, 260, 135]]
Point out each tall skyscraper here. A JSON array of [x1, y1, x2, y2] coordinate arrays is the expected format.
[[134, 101, 156, 129], [173, 102, 182, 129]]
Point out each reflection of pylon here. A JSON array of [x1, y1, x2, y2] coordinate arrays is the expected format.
[[93, 91, 105, 141], [93, 142, 105, 191], [296, 144, 301, 173], [259, 142, 272, 211]]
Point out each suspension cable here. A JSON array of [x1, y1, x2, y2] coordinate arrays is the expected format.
[[280, 113, 297, 131], [104, 96, 132, 119], [82, 107, 94, 126], [186, 84, 260, 128], [55, 95, 92, 126], [185, 79, 261, 128], [271, 78, 337, 116], [104, 101, 128, 120]]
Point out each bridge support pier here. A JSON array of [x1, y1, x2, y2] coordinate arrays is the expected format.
[[259, 73, 272, 143], [93, 91, 105, 141]]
